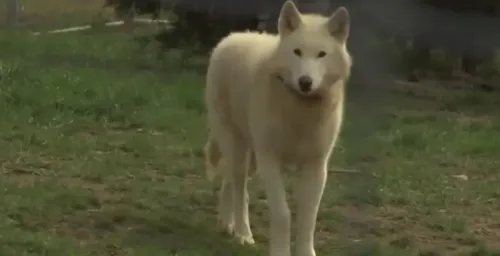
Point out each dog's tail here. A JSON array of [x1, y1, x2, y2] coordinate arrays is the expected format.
[[204, 136, 222, 182]]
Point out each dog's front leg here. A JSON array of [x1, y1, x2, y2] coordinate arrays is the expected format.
[[295, 159, 328, 256], [255, 152, 291, 256]]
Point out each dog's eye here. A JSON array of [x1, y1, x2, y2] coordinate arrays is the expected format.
[[293, 49, 302, 56], [317, 51, 326, 58]]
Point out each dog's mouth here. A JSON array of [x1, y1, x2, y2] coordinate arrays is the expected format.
[[273, 73, 324, 101]]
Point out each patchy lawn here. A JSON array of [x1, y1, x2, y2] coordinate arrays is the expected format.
[[1, 0, 115, 30], [1, 21, 500, 256]]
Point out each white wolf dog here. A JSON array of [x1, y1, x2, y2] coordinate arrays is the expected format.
[[203, 1, 352, 255]]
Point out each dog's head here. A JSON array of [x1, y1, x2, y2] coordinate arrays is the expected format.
[[272, 1, 352, 97]]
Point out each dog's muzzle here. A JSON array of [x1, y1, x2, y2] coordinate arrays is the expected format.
[[273, 73, 324, 101]]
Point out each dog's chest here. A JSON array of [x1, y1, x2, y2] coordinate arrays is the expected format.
[[249, 79, 344, 163], [268, 107, 339, 163]]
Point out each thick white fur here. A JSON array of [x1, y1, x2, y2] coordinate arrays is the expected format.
[[203, 1, 352, 255]]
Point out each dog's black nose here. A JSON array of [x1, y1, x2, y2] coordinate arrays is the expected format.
[[298, 76, 313, 93]]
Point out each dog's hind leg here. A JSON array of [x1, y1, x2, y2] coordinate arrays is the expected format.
[[217, 169, 235, 235], [204, 134, 235, 235], [219, 135, 254, 245], [204, 137, 222, 181]]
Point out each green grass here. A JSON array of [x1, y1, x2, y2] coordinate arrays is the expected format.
[[1, 0, 111, 30], [1, 17, 500, 256]]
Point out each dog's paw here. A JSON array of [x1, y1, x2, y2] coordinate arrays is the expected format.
[[217, 219, 235, 236], [295, 247, 316, 256], [235, 233, 255, 245]]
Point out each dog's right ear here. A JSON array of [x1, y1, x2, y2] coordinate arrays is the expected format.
[[278, 1, 302, 36]]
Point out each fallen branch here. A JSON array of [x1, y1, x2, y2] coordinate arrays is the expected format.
[[330, 168, 362, 174], [452, 71, 498, 92], [31, 18, 169, 36]]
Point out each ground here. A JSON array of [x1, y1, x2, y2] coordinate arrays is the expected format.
[[1, 1, 500, 255]]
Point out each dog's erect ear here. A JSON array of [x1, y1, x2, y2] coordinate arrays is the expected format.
[[327, 7, 350, 43], [278, 1, 302, 36]]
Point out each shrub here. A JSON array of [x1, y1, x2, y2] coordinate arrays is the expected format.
[[420, 0, 500, 16]]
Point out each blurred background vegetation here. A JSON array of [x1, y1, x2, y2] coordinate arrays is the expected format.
[[103, 0, 500, 90]]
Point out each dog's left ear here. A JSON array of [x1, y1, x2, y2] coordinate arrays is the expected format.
[[326, 7, 350, 43]]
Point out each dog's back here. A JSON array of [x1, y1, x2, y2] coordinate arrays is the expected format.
[[204, 32, 277, 179], [205, 31, 277, 112], [205, 32, 278, 139]]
